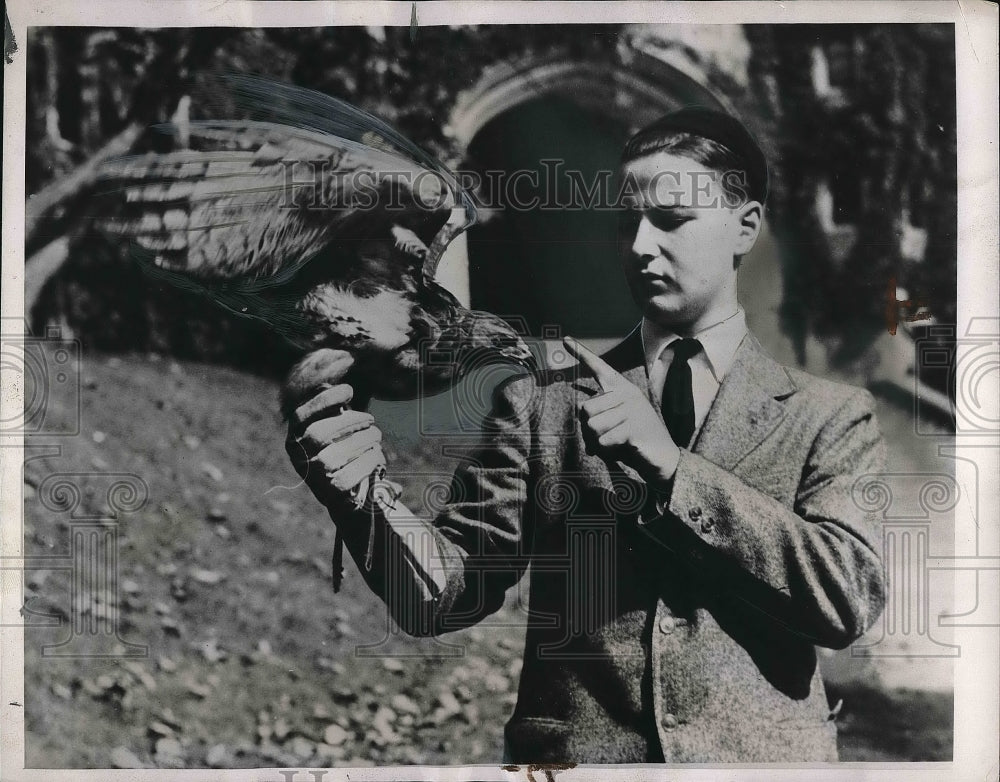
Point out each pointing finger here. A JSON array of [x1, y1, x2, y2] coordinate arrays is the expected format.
[[563, 336, 624, 391]]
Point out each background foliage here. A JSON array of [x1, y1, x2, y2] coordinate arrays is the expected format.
[[26, 24, 956, 374]]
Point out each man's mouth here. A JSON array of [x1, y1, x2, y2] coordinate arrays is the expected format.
[[639, 275, 678, 290]]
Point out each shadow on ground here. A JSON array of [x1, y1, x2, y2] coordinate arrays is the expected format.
[[828, 684, 953, 761]]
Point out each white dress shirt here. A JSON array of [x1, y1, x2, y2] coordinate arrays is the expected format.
[[640, 308, 748, 444]]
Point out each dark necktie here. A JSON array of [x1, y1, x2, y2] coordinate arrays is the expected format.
[[661, 338, 703, 447]]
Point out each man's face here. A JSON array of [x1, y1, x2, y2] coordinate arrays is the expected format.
[[618, 150, 756, 334]]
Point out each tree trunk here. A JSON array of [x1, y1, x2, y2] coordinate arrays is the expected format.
[[24, 121, 142, 251]]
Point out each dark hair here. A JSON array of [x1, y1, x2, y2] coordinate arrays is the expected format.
[[621, 131, 752, 208], [620, 107, 769, 206]]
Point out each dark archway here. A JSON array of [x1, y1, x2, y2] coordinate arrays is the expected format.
[[466, 96, 637, 339]]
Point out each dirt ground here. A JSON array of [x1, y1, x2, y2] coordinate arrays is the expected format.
[[21, 351, 953, 767]]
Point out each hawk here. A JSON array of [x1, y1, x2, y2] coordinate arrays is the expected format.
[[96, 75, 537, 589], [95, 74, 536, 413]]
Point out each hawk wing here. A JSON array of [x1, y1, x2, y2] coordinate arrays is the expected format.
[[93, 75, 480, 353], [95, 119, 462, 287]]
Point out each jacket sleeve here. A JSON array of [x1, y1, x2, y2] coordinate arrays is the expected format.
[[330, 373, 536, 637], [637, 388, 887, 649]]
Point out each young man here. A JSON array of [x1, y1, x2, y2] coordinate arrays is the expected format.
[[286, 108, 887, 763]]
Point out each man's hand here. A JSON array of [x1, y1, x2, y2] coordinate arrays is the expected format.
[[563, 336, 680, 486], [285, 382, 386, 510]]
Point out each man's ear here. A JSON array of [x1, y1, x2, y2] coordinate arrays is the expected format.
[[733, 200, 763, 256]]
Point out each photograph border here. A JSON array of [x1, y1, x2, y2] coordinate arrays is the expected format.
[[3, 2, 997, 781]]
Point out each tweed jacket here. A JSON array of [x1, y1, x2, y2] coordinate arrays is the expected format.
[[340, 328, 888, 764]]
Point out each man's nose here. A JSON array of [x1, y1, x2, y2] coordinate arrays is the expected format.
[[630, 215, 662, 260]]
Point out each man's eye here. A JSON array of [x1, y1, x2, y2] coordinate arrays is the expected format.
[[616, 208, 691, 235], [646, 209, 692, 231]]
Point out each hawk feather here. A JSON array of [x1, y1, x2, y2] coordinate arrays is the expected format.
[[95, 74, 535, 402]]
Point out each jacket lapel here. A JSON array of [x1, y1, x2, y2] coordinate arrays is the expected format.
[[601, 325, 652, 400], [570, 327, 652, 484], [573, 325, 652, 402], [691, 332, 797, 471], [575, 327, 797, 479]]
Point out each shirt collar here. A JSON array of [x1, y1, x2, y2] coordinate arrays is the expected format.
[[641, 308, 748, 384]]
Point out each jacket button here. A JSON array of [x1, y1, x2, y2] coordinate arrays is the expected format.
[[701, 517, 715, 533], [688, 506, 703, 520], [658, 615, 676, 634], [661, 713, 678, 729]]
